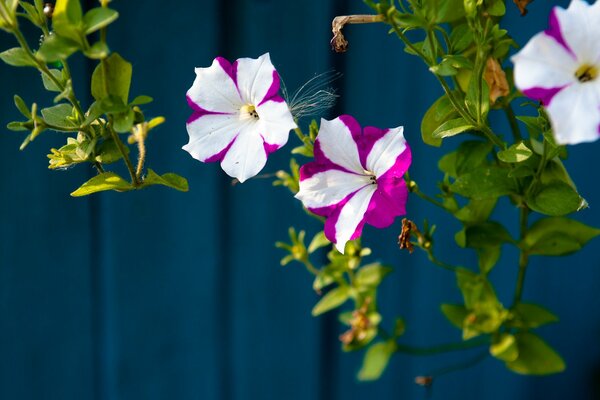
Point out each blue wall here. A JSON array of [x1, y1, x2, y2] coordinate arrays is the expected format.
[[1, 0, 599, 399]]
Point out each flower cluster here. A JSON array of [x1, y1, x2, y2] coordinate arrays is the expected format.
[[184, 54, 413, 250]]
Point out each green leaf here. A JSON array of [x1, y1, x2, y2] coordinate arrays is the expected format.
[[486, 0, 506, 16], [20, 2, 43, 26], [130, 95, 153, 106], [490, 334, 518, 362], [71, 172, 134, 196], [37, 35, 80, 62], [450, 23, 474, 53], [357, 341, 397, 381], [112, 109, 135, 133], [94, 139, 125, 164], [0, 48, 36, 67], [84, 41, 109, 59], [497, 142, 532, 163], [41, 69, 64, 92], [421, 94, 458, 147], [526, 180, 584, 217], [7, 121, 27, 131], [455, 140, 493, 176], [41, 103, 77, 129], [141, 169, 189, 192], [477, 246, 500, 274], [455, 198, 497, 224], [91, 52, 132, 103], [83, 7, 118, 34], [441, 304, 469, 329], [512, 303, 559, 329], [432, 117, 475, 139], [505, 332, 565, 375], [451, 166, 516, 200], [523, 217, 600, 256], [431, 0, 465, 22], [455, 268, 499, 309], [462, 221, 513, 249], [13, 95, 30, 117], [311, 286, 350, 316], [355, 263, 392, 288], [307, 231, 329, 253]]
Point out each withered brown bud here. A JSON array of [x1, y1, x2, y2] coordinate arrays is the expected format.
[[330, 15, 385, 53], [513, 0, 534, 16], [415, 376, 433, 387], [398, 218, 416, 253]]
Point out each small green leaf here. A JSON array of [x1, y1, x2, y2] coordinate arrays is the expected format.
[[52, 0, 83, 43], [311, 286, 350, 316], [94, 139, 125, 164], [497, 142, 532, 163], [41, 69, 64, 92], [512, 303, 559, 329], [477, 246, 501, 274], [130, 95, 153, 106], [505, 332, 565, 375], [307, 231, 329, 253], [84, 41, 109, 59], [432, 117, 475, 139], [0, 48, 36, 67], [526, 180, 584, 217], [112, 109, 135, 133], [441, 304, 469, 329], [141, 169, 189, 192], [523, 217, 600, 256], [13, 95, 30, 117], [41, 103, 77, 129], [355, 263, 392, 288], [357, 341, 397, 381], [421, 94, 458, 147], [83, 7, 119, 34], [37, 35, 80, 62], [455, 198, 497, 224], [71, 172, 134, 196], [490, 334, 518, 362], [487, 0, 506, 16], [91, 52, 132, 103]]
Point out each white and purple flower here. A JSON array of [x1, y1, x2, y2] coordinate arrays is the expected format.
[[295, 116, 412, 254], [184, 53, 297, 182], [512, 0, 600, 145]]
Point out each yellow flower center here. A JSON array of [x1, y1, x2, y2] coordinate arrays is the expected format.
[[575, 64, 598, 83], [240, 104, 259, 119]]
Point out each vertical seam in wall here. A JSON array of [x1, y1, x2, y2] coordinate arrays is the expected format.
[[216, 1, 236, 400], [319, 1, 349, 400]]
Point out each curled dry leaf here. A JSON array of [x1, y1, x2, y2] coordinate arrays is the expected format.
[[484, 57, 510, 104], [513, 0, 534, 16]]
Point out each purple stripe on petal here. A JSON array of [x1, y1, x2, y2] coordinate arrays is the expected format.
[[186, 94, 230, 123], [258, 71, 281, 106], [544, 9, 576, 58], [356, 126, 387, 168], [216, 57, 238, 85], [522, 86, 567, 106], [263, 141, 281, 155], [204, 135, 237, 163]]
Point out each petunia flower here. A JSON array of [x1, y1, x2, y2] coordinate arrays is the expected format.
[[184, 53, 297, 182], [512, 0, 600, 145], [295, 116, 412, 254]]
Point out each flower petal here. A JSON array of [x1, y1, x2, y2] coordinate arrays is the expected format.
[[552, 0, 600, 63], [256, 99, 297, 149], [546, 82, 600, 144], [187, 57, 242, 113], [365, 126, 408, 176], [295, 168, 371, 210], [328, 185, 376, 254], [315, 116, 364, 173], [364, 174, 409, 228], [236, 53, 278, 105], [512, 32, 577, 103], [220, 123, 268, 182], [183, 114, 245, 162]]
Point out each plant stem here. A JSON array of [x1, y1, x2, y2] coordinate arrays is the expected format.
[[108, 124, 138, 185], [302, 259, 319, 276], [395, 335, 489, 356], [512, 206, 529, 306], [504, 104, 522, 142]]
